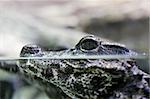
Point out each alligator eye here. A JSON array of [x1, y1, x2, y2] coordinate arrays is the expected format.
[[76, 36, 99, 51], [80, 39, 98, 50], [20, 44, 42, 57]]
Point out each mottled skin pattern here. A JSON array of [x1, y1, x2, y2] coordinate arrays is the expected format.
[[18, 36, 149, 99]]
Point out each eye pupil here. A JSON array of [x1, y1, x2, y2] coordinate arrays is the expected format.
[[81, 39, 98, 50]]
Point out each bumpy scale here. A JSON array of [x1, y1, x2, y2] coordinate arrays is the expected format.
[[1, 36, 150, 99]]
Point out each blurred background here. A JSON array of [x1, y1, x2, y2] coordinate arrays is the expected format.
[[0, 0, 149, 57], [0, 0, 149, 99]]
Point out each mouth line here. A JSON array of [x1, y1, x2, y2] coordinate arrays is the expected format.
[[0, 54, 148, 61]]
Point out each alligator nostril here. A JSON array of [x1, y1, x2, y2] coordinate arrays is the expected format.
[[20, 44, 42, 57]]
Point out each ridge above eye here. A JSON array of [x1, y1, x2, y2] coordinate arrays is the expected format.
[[101, 44, 130, 54], [76, 36, 99, 51], [20, 44, 42, 57]]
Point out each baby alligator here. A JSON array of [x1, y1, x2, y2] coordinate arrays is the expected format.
[[1, 36, 150, 99]]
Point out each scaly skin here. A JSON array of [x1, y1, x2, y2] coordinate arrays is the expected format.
[[1, 36, 150, 99]]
